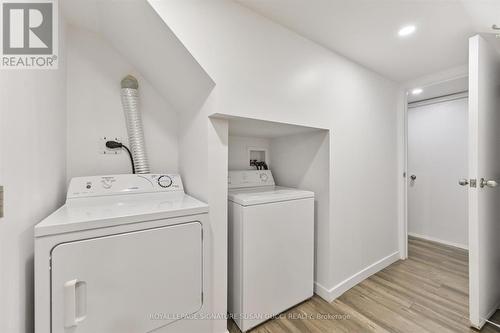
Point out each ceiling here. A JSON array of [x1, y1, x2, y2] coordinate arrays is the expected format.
[[236, 0, 500, 83]]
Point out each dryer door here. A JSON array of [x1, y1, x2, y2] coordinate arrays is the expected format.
[[50, 221, 203, 333]]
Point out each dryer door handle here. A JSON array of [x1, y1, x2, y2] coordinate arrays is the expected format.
[[64, 279, 87, 328]]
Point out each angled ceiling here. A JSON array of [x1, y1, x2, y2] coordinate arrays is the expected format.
[[62, 0, 215, 113], [225, 115, 325, 139], [236, 0, 500, 82]]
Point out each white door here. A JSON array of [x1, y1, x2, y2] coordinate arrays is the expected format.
[[407, 97, 468, 248], [468, 34, 500, 328], [0, 66, 4, 330], [51, 222, 203, 333]]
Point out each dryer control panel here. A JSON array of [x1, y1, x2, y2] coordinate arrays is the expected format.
[[67, 174, 184, 199]]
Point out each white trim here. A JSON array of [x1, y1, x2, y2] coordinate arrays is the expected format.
[[314, 281, 334, 302], [474, 300, 500, 330], [313, 251, 400, 302], [408, 91, 468, 108], [398, 89, 409, 259], [408, 233, 468, 250]]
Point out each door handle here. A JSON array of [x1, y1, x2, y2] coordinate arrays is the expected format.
[[480, 178, 498, 188], [64, 279, 87, 328], [459, 178, 469, 186], [410, 175, 416, 181]]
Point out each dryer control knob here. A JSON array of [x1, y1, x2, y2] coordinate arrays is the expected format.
[[158, 175, 173, 188]]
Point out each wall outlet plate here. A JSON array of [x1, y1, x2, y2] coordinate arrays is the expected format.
[[248, 146, 268, 166], [100, 136, 122, 154]]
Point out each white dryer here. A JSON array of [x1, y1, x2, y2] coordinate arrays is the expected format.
[[227, 170, 314, 332], [34, 174, 210, 333]]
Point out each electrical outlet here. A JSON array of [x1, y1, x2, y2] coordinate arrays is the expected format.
[[100, 136, 122, 154]]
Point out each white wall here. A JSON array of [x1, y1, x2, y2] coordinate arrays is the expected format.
[[0, 13, 67, 333], [66, 26, 179, 180], [228, 136, 270, 170], [270, 131, 330, 288], [150, 0, 400, 321], [407, 97, 468, 248], [176, 104, 229, 333]]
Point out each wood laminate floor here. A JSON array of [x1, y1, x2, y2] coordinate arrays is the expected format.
[[228, 236, 500, 333]]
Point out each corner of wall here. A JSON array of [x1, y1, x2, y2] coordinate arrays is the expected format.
[[315, 251, 400, 303]]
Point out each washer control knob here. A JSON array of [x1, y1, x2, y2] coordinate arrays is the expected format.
[[260, 173, 268, 182], [101, 180, 112, 189], [157, 175, 173, 188]]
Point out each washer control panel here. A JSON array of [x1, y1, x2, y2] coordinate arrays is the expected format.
[[67, 174, 184, 199], [228, 170, 275, 189]]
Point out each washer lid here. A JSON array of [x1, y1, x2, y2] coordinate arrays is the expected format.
[[228, 186, 314, 206], [34, 192, 208, 237]]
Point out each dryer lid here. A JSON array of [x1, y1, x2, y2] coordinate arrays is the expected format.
[[34, 191, 208, 237], [35, 173, 208, 237]]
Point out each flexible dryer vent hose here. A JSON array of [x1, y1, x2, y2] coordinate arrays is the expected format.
[[120, 75, 150, 174]]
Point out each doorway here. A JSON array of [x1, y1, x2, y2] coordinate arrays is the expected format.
[[407, 87, 469, 249], [404, 77, 473, 328], [403, 35, 500, 331]]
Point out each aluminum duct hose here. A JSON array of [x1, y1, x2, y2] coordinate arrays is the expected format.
[[120, 75, 150, 174]]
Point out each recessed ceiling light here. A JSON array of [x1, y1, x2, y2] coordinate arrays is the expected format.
[[398, 25, 416, 37], [411, 88, 423, 95]]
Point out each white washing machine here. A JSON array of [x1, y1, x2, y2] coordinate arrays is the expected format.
[[34, 174, 211, 333], [227, 170, 314, 332]]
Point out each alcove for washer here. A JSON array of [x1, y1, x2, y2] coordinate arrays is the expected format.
[[221, 115, 330, 289]]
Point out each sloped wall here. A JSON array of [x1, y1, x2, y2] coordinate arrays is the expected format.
[[62, 0, 215, 114], [150, 0, 400, 329], [66, 26, 179, 179]]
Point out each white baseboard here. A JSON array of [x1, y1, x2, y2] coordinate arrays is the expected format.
[[471, 299, 500, 330], [314, 251, 400, 303], [408, 232, 468, 250], [314, 281, 334, 302]]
